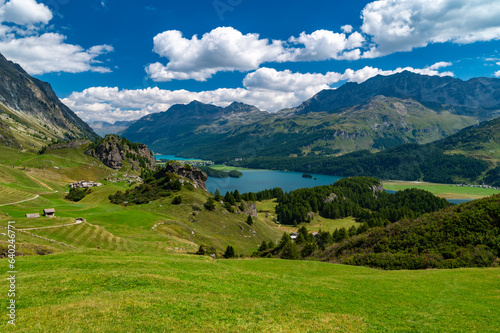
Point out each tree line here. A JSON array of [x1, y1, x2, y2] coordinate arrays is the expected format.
[[229, 144, 488, 184]]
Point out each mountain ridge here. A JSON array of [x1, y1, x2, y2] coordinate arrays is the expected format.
[[295, 71, 500, 118], [0, 53, 98, 150]]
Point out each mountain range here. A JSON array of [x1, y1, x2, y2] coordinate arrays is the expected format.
[[88, 120, 134, 137], [122, 71, 500, 160], [0, 53, 97, 151]]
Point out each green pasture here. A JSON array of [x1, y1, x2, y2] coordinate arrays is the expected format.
[[1, 251, 498, 332], [383, 181, 500, 199]]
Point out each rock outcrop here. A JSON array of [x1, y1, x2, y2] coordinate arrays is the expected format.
[[155, 162, 208, 191], [370, 184, 385, 194], [85, 135, 156, 170]]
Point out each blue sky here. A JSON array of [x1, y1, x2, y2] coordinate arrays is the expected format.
[[1, 0, 500, 123]]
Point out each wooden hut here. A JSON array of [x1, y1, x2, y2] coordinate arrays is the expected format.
[[43, 208, 55, 218]]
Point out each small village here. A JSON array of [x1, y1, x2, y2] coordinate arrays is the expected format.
[[69, 180, 103, 188], [455, 184, 500, 191]]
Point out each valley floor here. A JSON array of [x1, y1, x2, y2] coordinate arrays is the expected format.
[[382, 181, 500, 200]]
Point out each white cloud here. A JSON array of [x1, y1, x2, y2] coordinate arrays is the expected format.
[[341, 25, 353, 34], [361, 0, 500, 56], [0, 33, 113, 74], [146, 1, 500, 81], [243, 67, 341, 92], [146, 27, 284, 81], [147, 27, 368, 81], [429, 61, 453, 70], [0, 0, 52, 26], [0, 0, 113, 74], [282, 30, 365, 62], [495, 70, 500, 77], [68, 63, 454, 123]]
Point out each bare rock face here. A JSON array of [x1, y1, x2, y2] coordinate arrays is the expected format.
[[370, 184, 384, 194], [85, 135, 156, 170], [95, 139, 125, 170], [236, 201, 258, 217], [137, 143, 157, 167], [157, 162, 208, 191], [324, 193, 338, 203]]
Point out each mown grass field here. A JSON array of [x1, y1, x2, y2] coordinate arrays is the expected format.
[[210, 164, 253, 171], [383, 181, 500, 199], [1, 251, 499, 332]]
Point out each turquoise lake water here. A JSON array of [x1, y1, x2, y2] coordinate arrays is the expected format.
[[155, 155, 200, 161], [205, 170, 342, 194], [154, 156, 472, 202]]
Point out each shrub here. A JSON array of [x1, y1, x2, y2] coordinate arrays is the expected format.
[[204, 197, 216, 211], [66, 188, 91, 202]]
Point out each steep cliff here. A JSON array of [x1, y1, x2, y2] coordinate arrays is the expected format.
[[85, 135, 156, 171]]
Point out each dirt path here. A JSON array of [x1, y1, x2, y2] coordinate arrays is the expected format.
[[26, 173, 54, 191], [0, 194, 39, 207], [19, 220, 83, 231]]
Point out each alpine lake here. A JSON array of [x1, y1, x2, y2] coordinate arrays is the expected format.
[[155, 155, 472, 204]]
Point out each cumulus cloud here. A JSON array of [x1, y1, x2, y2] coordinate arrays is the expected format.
[[147, 1, 500, 81], [146, 27, 367, 81], [282, 30, 365, 62], [495, 70, 500, 77], [0, 0, 113, 74], [146, 27, 284, 81], [244, 63, 453, 92], [243, 67, 341, 92], [361, 0, 500, 56], [341, 25, 353, 34], [64, 86, 299, 123], [0, 0, 52, 26], [0, 33, 113, 74], [68, 63, 454, 123]]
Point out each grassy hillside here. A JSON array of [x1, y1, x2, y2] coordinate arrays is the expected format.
[[1, 251, 499, 332], [320, 194, 500, 269], [0, 145, 283, 255], [436, 116, 500, 163]]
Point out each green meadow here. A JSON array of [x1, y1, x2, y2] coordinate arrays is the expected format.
[[1, 251, 499, 332], [382, 181, 500, 199]]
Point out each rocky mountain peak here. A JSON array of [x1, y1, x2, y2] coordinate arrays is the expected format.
[[295, 72, 500, 119]]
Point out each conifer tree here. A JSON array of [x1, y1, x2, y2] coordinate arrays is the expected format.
[[204, 197, 216, 211], [258, 240, 268, 252], [214, 188, 221, 201], [278, 233, 291, 249], [234, 189, 242, 202], [246, 215, 253, 226], [280, 242, 300, 260], [223, 245, 235, 258]]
